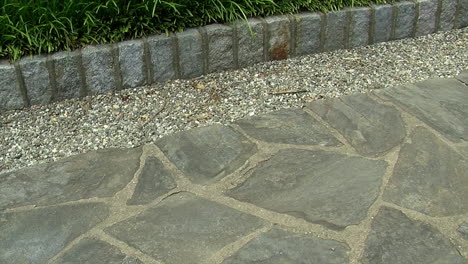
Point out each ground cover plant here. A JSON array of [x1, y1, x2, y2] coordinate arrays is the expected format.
[[0, 0, 395, 61]]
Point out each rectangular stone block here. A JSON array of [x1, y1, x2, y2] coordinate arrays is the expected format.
[[349, 7, 371, 48], [372, 4, 393, 43], [206, 24, 234, 73], [0, 61, 24, 110], [294, 12, 322, 56], [393, 1, 416, 40], [324, 10, 348, 51], [118, 39, 145, 89], [147, 34, 176, 82], [19, 56, 53, 105], [81, 45, 116, 94], [265, 16, 291, 60], [177, 29, 204, 79], [415, 0, 438, 36], [51, 51, 83, 100], [236, 19, 264, 68], [455, 0, 468, 28], [438, 0, 457, 31]]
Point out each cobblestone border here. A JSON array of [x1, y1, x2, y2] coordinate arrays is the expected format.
[[0, 0, 466, 111]]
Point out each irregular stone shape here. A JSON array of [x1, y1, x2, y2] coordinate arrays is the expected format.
[[361, 207, 464, 264], [415, 0, 438, 36], [0, 202, 109, 264], [177, 29, 204, 79], [235, 108, 342, 146], [81, 45, 116, 94], [19, 55, 52, 105], [307, 94, 406, 157], [456, 0, 468, 28], [118, 39, 145, 89], [458, 222, 468, 239], [0, 61, 24, 110], [105, 192, 265, 264], [372, 4, 393, 43], [295, 12, 322, 56], [456, 70, 468, 84], [156, 125, 256, 184], [236, 18, 264, 68], [52, 51, 83, 100], [206, 24, 234, 73], [349, 7, 371, 48], [324, 10, 348, 51], [147, 34, 176, 82], [383, 127, 468, 217], [265, 16, 291, 60], [0, 147, 142, 209], [380, 78, 468, 142], [50, 238, 142, 264], [127, 157, 177, 205], [227, 149, 387, 229], [393, 1, 416, 40], [439, 0, 457, 31], [223, 228, 349, 264]]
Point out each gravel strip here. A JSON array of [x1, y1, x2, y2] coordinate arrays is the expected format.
[[1, 28, 467, 173]]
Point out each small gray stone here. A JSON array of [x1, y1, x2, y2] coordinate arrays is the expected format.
[[147, 34, 176, 82], [361, 207, 465, 264], [383, 127, 468, 217], [235, 108, 342, 146], [307, 94, 406, 157], [295, 12, 322, 56], [81, 45, 116, 94], [456, 0, 468, 28], [236, 19, 264, 68], [118, 39, 145, 89], [0, 147, 142, 209], [156, 125, 256, 184], [324, 10, 348, 51], [349, 7, 371, 48], [127, 157, 177, 205], [265, 16, 291, 60], [223, 228, 349, 264], [52, 51, 83, 100], [0, 202, 109, 264], [439, 0, 458, 31], [458, 222, 468, 239], [177, 29, 204, 78], [19, 56, 52, 105], [393, 1, 416, 40], [105, 192, 265, 264], [227, 149, 387, 229], [415, 0, 438, 36], [372, 4, 393, 43], [0, 62, 24, 110], [455, 70, 468, 84], [206, 24, 234, 73]]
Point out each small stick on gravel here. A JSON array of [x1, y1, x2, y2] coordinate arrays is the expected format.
[[269, 90, 308, 95]]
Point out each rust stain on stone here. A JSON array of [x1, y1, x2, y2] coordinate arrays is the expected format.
[[271, 42, 289, 61]]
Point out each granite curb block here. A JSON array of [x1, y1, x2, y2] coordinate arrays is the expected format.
[[1, 1, 467, 111]]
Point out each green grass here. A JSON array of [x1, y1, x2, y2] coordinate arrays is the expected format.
[[0, 0, 395, 61]]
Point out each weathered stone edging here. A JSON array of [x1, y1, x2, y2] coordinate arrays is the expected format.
[[0, 0, 466, 111]]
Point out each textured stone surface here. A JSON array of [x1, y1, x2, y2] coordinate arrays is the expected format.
[[393, 1, 416, 40], [361, 207, 465, 264], [456, 0, 468, 28], [383, 127, 468, 217], [51, 238, 143, 264], [223, 228, 349, 264], [235, 108, 342, 146], [439, 0, 458, 31], [82, 45, 116, 94], [127, 156, 177, 205], [0, 203, 109, 264], [105, 192, 265, 264], [177, 29, 204, 78], [52, 51, 83, 100], [227, 149, 387, 229], [458, 222, 468, 239], [349, 7, 371, 48], [236, 19, 264, 68], [265, 16, 291, 60], [118, 39, 145, 89], [19, 56, 52, 105], [0, 147, 142, 209], [380, 78, 468, 142], [156, 125, 256, 184], [307, 94, 406, 156], [372, 4, 393, 43], [0, 62, 24, 109], [415, 0, 438, 36], [147, 34, 175, 82], [206, 24, 234, 73], [324, 10, 348, 51], [295, 12, 322, 56], [456, 70, 468, 84]]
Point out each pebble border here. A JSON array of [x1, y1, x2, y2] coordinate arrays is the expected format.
[[0, 0, 467, 111]]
